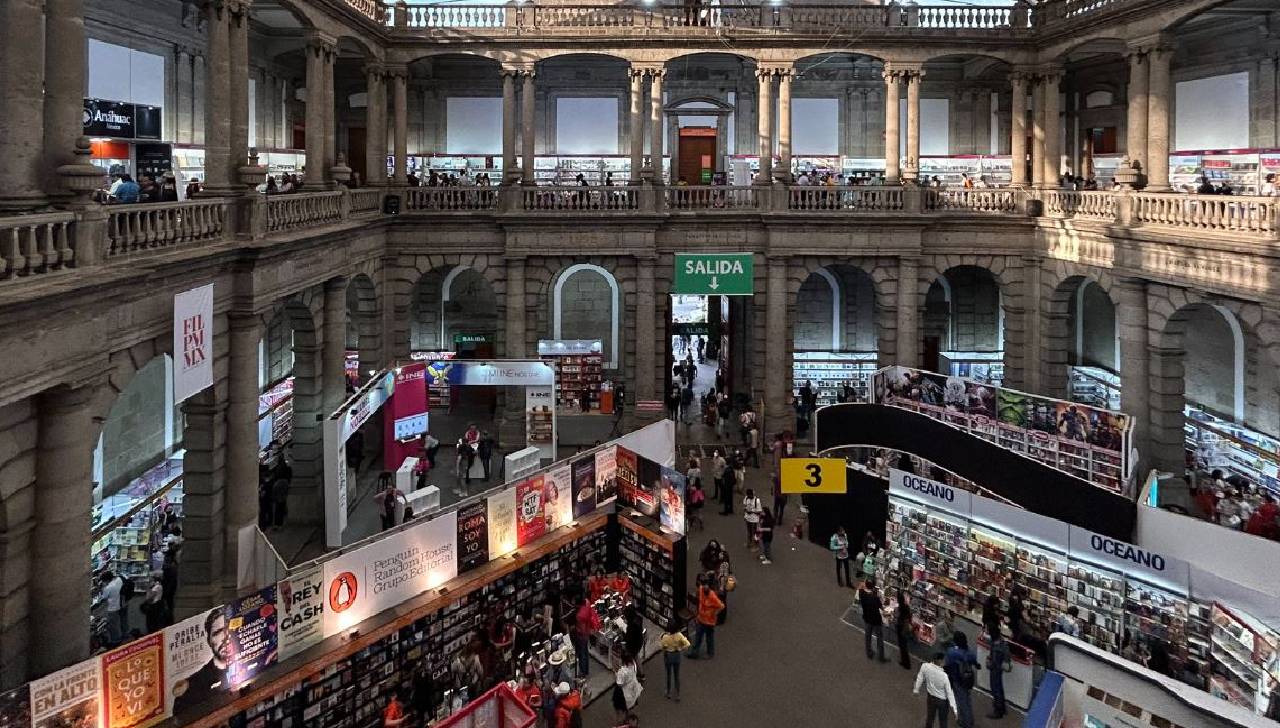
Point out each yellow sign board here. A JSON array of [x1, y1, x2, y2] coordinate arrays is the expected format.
[[780, 457, 848, 494]]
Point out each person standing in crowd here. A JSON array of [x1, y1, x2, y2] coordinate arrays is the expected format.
[[719, 465, 736, 517], [741, 487, 761, 547], [982, 593, 1002, 638], [860, 577, 887, 662], [710, 449, 727, 502], [687, 573, 724, 659], [623, 605, 645, 679], [667, 385, 681, 421], [100, 571, 125, 645], [572, 593, 601, 677], [831, 526, 852, 587], [456, 437, 474, 485], [747, 421, 761, 468], [896, 590, 914, 670], [478, 430, 495, 481], [1007, 586, 1025, 642], [757, 505, 776, 564], [945, 632, 980, 728], [381, 689, 407, 728], [932, 610, 956, 655], [987, 625, 1010, 719], [914, 652, 958, 728], [375, 482, 406, 531], [161, 550, 179, 618], [552, 682, 582, 728], [716, 394, 732, 440], [612, 651, 643, 722], [112, 174, 140, 203], [142, 572, 167, 632], [422, 431, 440, 470], [1055, 605, 1081, 637], [687, 477, 705, 531], [771, 471, 789, 526], [660, 621, 690, 700]]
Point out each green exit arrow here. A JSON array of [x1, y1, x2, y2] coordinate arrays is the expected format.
[[673, 253, 754, 296]]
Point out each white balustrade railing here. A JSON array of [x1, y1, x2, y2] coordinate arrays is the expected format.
[[1043, 190, 1115, 219], [533, 5, 634, 27], [405, 4, 508, 28], [0, 212, 76, 279], [344, 0, 384, 23], [350, 188, 384, 215], [266, 192, 344, 233], [1038, 0, 1121, 23], [1132, 193, 1280, 236], [788, 186, 904, 212], [667, 186, 759, 210], [925, 188, 1019, 213], [521, 186, 637, 211], [913, 5, 1012, 28], [786, 5, 887, 30], [405, 187, 499, 211], [106, 199, 229, 257]]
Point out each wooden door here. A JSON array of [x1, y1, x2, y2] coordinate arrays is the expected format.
[[678, 132, 715, 185]]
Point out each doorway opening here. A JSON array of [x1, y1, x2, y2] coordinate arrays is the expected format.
[[666, 295, 735, 424], [677, 127, 717, 185]]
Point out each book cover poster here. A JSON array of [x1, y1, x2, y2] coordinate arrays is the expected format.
[[457, 500, 489, 574], [544, 464, 573, 530], [516, 475, 546, 547], [487, 487, 518, 558], [223, 587, 278, 690], [633, 455, 661, 517], [659, 466, 687, 535], [164, 609, 221, 716], [277, 566, 324, 661], [571, 457, 597, 519], [615, 447, 638, 507], [594, 445, 617, 506], [102, 633, 165, 728], [30, 659, 101, 728]]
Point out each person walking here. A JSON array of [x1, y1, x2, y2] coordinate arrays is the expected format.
[[659, 621, 690, 700], [612, 651, 643, 722], [687, 573, 724, 659], [896, 590, 915, 670], [944, 632, 981, 728], [771, 471, 789, 526], [719, 462, 736, 516], [716, 395, 732, 440], [747, 422, 761, 467], [987, 625, 1010, 719], [710, 450, 727, 501], [830, 526, 853, 587], [757, 506, 776, 564], [100, 571, 125, 646], [859, 577, 888, 662], [741, 488, 763, 548], [914, 652, 958, 728]]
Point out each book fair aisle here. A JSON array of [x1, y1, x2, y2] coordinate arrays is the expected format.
[[874, 366, 1132, 493], [792, 351, 878, 405], [0, 426, 689, 728], [1184, 404, 1280, 497], [537, 339, 607, 414]]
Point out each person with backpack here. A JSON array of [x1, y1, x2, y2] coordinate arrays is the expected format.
[[741, 488, 762, 547], [552, 682, 583, 728], [944, 632, 981, 728]]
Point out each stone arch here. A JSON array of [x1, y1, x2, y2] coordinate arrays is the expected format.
[[261, 296, 322, 519], [1162, 303, 1245, 423], [793, 265, 879, 353], [923, 264, 1004, 354], [408, 265, 500, 354], [1041, 273, 1117, 399], [249, 0, 317, 30], [90, 338, 180, 500], [553, 264, 621, 370], [346, 273, 379, 383]]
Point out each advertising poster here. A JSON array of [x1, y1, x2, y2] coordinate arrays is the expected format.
[[964, 381, 997, 419], [165, 608, 229, 716], [594, 446, 618, 506], [1027, 395, 1057, 433], [102, 633, 165, 728], [321, 511, 458, 637], [571, 457, 597, 519], [997, 389, 1028, 427], [615, 447, 638, 507], [1087, 410, 1127, 452], [516, 475, 546, 547], [658, 466, 687, 534], [0, 685, 30, 728], [486, 487, 517, 558], [223, 587, 278, 690], [384, 362, 429, 471], [457, 500, 489, 574], [544, 464, 573, 530], [30, 659, 101, 728], [172, 283, 214, 404], [633, 456, 661, 517], [277, 566, 324, 661], [1055, 402, 1090, 443]]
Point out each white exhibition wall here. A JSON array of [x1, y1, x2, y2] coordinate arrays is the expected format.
[[1174, 72, 1249, 151], [900, 97, 951, 156], [88, 39, 165, 108], [446, 97, 502, 154], [556, 97, 620, 154], [793, 98, 839, 155], [1135, 504, 1280, 608]]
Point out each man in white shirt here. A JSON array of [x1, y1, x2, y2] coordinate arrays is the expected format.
[[914, 652, 958, 728], [101, 571, 125, 645], [796, 171, 811, 186]]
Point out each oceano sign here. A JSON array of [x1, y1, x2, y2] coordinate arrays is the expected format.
[[888, 468, 971, 514], [1088, 534, 1166, 572], [901, 473, 956, 502]]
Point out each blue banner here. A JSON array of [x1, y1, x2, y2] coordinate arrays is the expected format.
[[1021, 671, 1064, 728]]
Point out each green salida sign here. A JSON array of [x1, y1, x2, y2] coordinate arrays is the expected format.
[[673, 253, 755, 295]]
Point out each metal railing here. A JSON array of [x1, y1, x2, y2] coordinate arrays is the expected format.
[[0, 212, 76, 280], [106, 198, 229, 257]]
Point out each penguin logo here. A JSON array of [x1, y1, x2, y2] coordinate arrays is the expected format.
[[328, 571, 358, 613]]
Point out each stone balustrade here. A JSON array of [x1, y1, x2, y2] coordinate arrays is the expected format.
[[345, 0, 386, 23], [788, 185, 905, 212], [266, 191, 344, 233], [924, 188, 1019, 213], [913, 5, 1012, 28], [0, 212, 76, 280], [1042, 190, 1116, 219], [403, 3, 509, 28], [349, 188, 385, 216], [667, 185, 760, 211], [1129, 193, 1280, 237], [106, 199, 229, 257], [405, 187, 499, 211], [520, 186, 638, 212]]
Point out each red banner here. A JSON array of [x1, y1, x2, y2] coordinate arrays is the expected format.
[[516, 475, 546, 547], [383, 362, 429, 471]]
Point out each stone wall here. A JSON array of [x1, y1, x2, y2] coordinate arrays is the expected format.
[[0, 398, 36, 688], [555, 267, 617, 367], [947, 266, 1002, 352], [1182, 305, 1239, 420], [99, 356, 172, 495]]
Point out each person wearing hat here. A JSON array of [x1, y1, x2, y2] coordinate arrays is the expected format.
[[552, 681, 582, 728]]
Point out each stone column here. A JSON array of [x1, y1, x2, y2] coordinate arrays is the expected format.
[[973, 89, 992, 155], [1031, 78, 1046, 188], [629, 68, 645, 183], [521, 69, 537, 184], [649, 69, 665, 182], [364, 64, 385, 186], [883, 68, 902, 184], [31, 384, 95, 674], [304, 36, 331, 186], [1021, 256, 1042, 393], [896, 256, 920, 368], [1040, 70, 1062, 189], [323, 47, 337, 179], [201, 0, 233, 193], [776, 66, 793, 182], [0, 0, 46, 210], [1009, 73, 1030, 187], [1145, 44, 1173, 191], [324, 278, 350, 415], [764, 256, 789, 430], [1148, 345, 1185, 475], [176, 49, 193, 144], [1125, 49, 1149, 178], [1115, 279, 1151, 474], [904, 70, 923, 184], [43, 0, 89, 202], [635, 257, 658, 403], [714, 114, 727, 175], [668, 118, 680, 185], [391, 66, 408, 185], [224, 314, 260, 594], [179, 383, 227, 616], [506, 258, 527, 358], [228, 0, 250, 173], [193, 54, 207, 146], [756, 68, 774, 183], [501, 68, 517, 184]]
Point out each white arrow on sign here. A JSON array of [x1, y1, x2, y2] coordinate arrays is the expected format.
[[708, 276, 719, 290]]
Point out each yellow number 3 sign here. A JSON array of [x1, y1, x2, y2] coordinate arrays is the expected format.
[[780, 457, 848, 494]]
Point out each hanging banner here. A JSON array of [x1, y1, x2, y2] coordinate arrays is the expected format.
[[616, 447, 639, 507], [102, 633, 165, 728], [571, 457, 597, 519], [544, 464, 573, 530], [487, 487, 518, 558], [0, 685, 30, 728], [223, 587, 278, 690], [165, 609, 228, 716], [30, 659, 101, 728], [425, 360, 555, 387], [321, 511, 458, 637], [277, 566, 324, 661], [594, 446, 618, 507], [659, 466, 687, 535], [385, 362, 429, 471], [457, 500, 489, 574], [173, 284, 214, 404], [516, 475, 546, 547]]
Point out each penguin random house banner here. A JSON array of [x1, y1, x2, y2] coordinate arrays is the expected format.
[[544, 464, 573, 530], [277, 566, 325, 661], [487, 487, 518, 558], [321, 510, 458, 637], [659, 466, 687, 535], [571, 457, 597, 519], [172, 283, 214, 404], [594, 446, 618, 507], [30, 658, 100, 728], [457, 500, 489, 574], [0, 685, 30, 728], [101, 633, 164, 728], [516, 475, 546, 547], [222, 587, 278, 690]]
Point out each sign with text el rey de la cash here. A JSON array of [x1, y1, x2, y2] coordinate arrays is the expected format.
[[673, 253, 754, 295]]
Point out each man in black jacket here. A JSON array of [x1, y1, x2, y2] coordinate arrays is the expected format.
[[859, 577, 888, 662]]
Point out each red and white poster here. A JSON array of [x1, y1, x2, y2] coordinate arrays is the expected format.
[[173, 284, 214, 404], [383, 361, 429, 471], [516, 475, 546, 547]]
